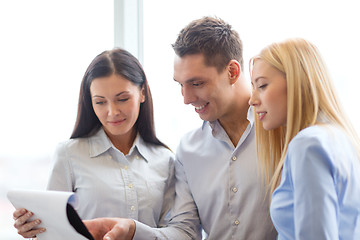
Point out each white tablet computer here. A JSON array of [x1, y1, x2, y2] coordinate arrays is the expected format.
[[7, 189, 94, 240]]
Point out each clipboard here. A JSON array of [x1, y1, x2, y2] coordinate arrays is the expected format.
[[7, 189, 94, 240]]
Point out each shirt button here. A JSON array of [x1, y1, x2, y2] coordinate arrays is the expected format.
[[128, 183, 133, 188], [123, 165, 129, 170], [234, 220, 240, 225], [130, 206, 136, 211], [109, 156, 112, 159], [232, 156, 237, 161], [232, 187, 238, 193]]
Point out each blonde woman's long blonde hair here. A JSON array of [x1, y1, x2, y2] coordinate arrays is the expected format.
[[251, 38, 360, 194]]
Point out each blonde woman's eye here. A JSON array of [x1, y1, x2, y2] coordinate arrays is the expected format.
[[259, 84, 268, 89]]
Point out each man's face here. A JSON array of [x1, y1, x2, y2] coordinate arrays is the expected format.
[[173, 53, 232, 122]]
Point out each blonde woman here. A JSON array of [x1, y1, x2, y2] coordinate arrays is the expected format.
[[249, 38, 360, 239]]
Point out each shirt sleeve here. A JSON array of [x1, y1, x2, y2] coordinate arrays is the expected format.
[[133, 158, 202, 240], [156, 155, 176, 228], [46, 142, 74, 192], [287, 135, 339, 239]]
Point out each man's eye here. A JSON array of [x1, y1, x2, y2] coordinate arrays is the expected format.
[[192, 82, 203, 87]]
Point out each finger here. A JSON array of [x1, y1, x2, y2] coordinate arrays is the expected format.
[[103, 220, 135, 240], [18, 227, 46, 239], [14, 211, 34, 228], [103, 227, 125, 240], [13, 208, 27, 219], [84, 219, 108, 240], [104, 227, 129, 240], [15, 218, 42, 232], [13, 209, 46, 238], [17, 220, 46, 238]]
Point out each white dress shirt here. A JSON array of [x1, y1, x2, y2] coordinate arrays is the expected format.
[[47, 127, 175, 228], [134, 107, 277, 239]]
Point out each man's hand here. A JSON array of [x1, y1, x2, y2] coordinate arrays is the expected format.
[[84, 218, 136, 240]]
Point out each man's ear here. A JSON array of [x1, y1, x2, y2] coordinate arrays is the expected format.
[[227, 60, 241, 85]]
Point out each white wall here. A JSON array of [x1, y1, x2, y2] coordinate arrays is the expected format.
[[143, 0, 360, 151], [0, 1, 114, 238]]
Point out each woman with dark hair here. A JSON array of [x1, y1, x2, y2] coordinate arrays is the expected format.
[[12, 48, 175, 239]]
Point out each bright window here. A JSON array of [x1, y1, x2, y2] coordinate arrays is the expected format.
[[143, 0, 360, 152], [0, 1, 113, 238]]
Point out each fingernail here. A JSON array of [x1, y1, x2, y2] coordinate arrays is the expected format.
[[35, 219, 41, 224], [27, 212, 33, 217], [104, 237, 111, 240]]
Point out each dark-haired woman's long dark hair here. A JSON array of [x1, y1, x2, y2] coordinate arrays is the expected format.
[[71, 48, 169, 149]]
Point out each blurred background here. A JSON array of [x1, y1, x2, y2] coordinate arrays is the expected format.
[[1, 0, 359, 238]]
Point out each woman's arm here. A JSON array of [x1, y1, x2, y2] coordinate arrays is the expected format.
[[289, 135, 338, 239]]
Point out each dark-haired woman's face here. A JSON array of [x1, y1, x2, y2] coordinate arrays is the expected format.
[[90, 74, 145, 142]]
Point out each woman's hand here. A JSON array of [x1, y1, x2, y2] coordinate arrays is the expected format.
[[13, 208, 45, 238], [84, 217, 136, 240]]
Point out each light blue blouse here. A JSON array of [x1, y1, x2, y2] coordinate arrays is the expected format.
[[271, 125, 360, 239], [134, 107, 277, 239], [46, 127, 175, 228]]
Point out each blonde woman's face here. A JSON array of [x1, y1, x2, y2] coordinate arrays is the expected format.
[[249, 59, 287, 130]]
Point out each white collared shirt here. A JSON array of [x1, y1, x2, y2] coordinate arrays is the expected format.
[[47, 127, 175, 228], [134, 107, 277, 239]]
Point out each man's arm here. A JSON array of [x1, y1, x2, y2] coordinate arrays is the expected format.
[[85, 157, 203, 240], [132, 158, 202, 239]]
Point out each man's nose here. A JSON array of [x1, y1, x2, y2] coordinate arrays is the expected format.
[[182, 86, 196, 105]]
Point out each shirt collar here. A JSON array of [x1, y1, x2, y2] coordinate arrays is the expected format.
[[131, 134, 150, 163], [89, 128, 113, 158], [247, 106, 255, 127], [88, 128, 150, 163]]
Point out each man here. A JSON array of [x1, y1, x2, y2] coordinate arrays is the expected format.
[[86, 16, 277, 240]]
